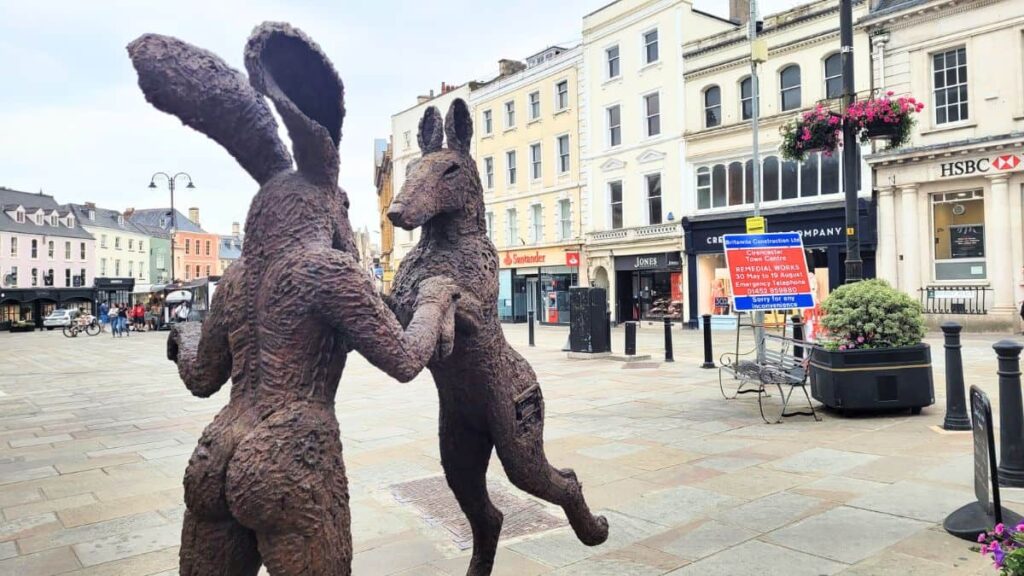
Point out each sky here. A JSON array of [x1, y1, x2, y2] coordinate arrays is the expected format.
[[0, 0, 807, 239]]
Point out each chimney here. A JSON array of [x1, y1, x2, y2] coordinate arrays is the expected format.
[[498, 59, 526, 77], [84, 201, 96, 210], [188, 207, 199, 225], [123, 207, 134, 220], [231, 222, 240, 236], [730, 0, 750, 25]]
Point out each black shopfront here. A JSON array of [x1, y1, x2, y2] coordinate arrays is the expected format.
[[93, 277, 136, 308], [682, 199, 877, 326], [614, 251, 684, 322], [0, 287, 96, 330]]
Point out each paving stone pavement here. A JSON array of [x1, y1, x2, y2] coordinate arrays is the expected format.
[[0, 322, 1020, 575]]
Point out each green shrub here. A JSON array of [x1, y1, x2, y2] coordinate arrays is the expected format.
[[819, 279, 925, 351]]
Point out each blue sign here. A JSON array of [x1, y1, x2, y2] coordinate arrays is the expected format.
[[374, 267, 384, 279], [724, 232, 814, 312]]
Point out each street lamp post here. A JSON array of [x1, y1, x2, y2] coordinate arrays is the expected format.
[[149, 172, 195, 284], [840, 0, 862, 283]]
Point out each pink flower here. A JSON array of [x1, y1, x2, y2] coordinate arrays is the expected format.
[[979, 533, 989, 543], [829, 116, 839, 126], [801, 127, 812, 141], [996, 523, 1005, 536], [886, 90, 894, 96], [839, 345, 847, 351]]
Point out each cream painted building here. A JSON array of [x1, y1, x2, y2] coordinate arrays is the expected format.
[[681, 0, 873, 325], [390, 83, 472, 268], [470, 46, 587, 325], [68, 203, 151, 296], [864, 0, 1024, 331], [582, 0, 733, 324]]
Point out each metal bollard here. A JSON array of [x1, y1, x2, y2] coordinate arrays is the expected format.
[[941, 322, 971, 431], [996, 339, 1024, 487], [625, 321, 637, 356], [791, 315, 804, 359], [663, 317, 674, 362], [528, 311, 535, 347], [606, 311, 613, 353], [701, 314, 715, 368]]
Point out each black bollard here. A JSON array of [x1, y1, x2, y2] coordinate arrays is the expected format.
[[996, 339, 1024, 487], [701, 314, 715, 368], [528, 311, 535, 347], [664, 317, 674, 362], [625, 321, 637, 356], [941, 322, 971, 431], [606, 311, 613, 353], [791, 315, 804, 359]]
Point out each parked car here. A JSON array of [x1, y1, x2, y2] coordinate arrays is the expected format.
[[43, 309, 80, 329]]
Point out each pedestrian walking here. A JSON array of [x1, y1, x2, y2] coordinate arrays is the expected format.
[[108, 303, 120, 337], [98, 301, 109, 333], [132, 302, 145, 332], [118, 304, 129, 337]]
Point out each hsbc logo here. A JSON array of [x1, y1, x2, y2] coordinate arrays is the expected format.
[[994, 155, 1020, 171], [940, 153, 1023, 177]]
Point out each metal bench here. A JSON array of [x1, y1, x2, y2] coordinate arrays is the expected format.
[[720, 332, 821, 424]]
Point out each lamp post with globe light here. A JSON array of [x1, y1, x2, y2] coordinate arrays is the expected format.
[[148, 172, 195, 284]]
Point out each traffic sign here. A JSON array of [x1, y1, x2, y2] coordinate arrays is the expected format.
[[723, 232, 814, 311], [745, 216, 765, 234]]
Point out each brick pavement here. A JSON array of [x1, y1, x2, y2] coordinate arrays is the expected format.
[[0, 323, 1019, 575]]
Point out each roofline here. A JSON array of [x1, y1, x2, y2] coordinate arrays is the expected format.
[[692, 8, 739, 26]]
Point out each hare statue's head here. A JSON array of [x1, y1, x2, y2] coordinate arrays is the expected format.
[[128, 22, 355, 255]]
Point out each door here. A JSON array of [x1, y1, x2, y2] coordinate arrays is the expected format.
[[525, 277, 539, 320]]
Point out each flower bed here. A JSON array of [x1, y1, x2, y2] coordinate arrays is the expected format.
[[779, 104, 842, 162], [846, 91, 924, 149], [979, 522, 1024, 574]]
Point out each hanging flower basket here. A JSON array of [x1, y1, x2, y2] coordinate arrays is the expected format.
[[846, 91, 924, 150], [779, 104, 842, 162]]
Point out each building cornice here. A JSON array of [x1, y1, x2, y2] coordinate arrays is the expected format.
[[469, 47, 582, 103], [867, 132, 1024, 165]]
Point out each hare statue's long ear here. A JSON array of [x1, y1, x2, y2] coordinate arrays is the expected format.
[[245, 22, 344, 186], [445, 99, 472, 154], [418, 107, 443, 154], [127, 34, 293, 185]]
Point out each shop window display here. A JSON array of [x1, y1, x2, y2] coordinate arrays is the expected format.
[[932, 190, 985, 280]]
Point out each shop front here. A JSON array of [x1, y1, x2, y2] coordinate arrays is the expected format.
[[682, 199, 877, 327], [0, 287, 96, 330], [497, 247, 583, 324], [93, 277, 136, 308], [871, 142, 1024, 331], [613, 252, 683, 322]]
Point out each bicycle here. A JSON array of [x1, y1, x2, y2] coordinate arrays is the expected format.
[[63, 315, 100, 338]]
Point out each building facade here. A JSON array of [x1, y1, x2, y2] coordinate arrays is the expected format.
[[470, 46, 587, 325], [69, 203, 151, 302], [218, 222, 243, 275], [374, 138, 395, 293], [581, 0, 734, 324], [864, 0, 1024, 331], [681, 0, 874, 326], [0, 188, 96, 327], [391, 83, 473, 268], [129, 207, 219, 283]]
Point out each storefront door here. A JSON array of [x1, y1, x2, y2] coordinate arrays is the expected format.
[[525, 277, 538, 319]]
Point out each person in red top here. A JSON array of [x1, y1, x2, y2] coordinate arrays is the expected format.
[[132, 303, 146, 332]]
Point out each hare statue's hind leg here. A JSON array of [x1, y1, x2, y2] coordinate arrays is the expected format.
[[179, 510, 261, 576], [440, 410, 503, 576]]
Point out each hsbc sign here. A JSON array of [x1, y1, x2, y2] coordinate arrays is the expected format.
[[939, 153, 1023, 178]]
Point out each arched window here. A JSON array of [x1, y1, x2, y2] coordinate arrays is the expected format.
[[740, 76, 758, 120], [763, 156, 780, 202], [728, 162, 744, 206], [697, 167, 711, 210], [712, 164, 727, 208], [824, 53, 842, 99], [780, 65, 801, 111], [704, 86, 721, 128]]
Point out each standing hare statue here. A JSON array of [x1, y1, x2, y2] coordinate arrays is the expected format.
[[128, 22, 458, 576], [388, 100, 609, 576]]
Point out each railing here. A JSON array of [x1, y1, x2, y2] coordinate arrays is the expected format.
[[588, 222, 681, 244], [919, 285, 992, 315]]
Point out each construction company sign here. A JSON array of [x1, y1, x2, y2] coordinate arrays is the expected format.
[[938, 152, 1023, 179]]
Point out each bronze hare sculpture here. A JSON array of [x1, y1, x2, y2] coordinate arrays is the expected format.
[[129, 23, 457, 575], [388, 100, 609, 576]]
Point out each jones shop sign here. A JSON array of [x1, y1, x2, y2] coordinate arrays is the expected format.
[[614, 252, 682, 271], [939, 153, 1023, 178]]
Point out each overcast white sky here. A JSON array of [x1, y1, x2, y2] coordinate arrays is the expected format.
[[0, 0, 808, 238]]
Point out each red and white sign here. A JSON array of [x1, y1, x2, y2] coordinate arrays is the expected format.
[[724, 233, 814, 311], [565, 252, 580, 267]]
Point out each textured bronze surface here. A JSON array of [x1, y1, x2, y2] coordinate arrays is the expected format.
[[388, 100, 609, 576], [130, 22, 457, 576]]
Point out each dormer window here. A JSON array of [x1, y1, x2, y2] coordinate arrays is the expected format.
[[15, 210, 24, 223], [159, 216, 168, 228], [88, 209, 95, 221], [34, 212, 43, 225], [117, 215, 125, 227], [67, 216, 74, 227], [50, 214, 58, 226]]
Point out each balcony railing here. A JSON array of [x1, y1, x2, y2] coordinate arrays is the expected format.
[[588, 222, 681, 244]]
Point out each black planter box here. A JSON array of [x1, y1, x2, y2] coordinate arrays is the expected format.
[[810, 344, 934, 413]]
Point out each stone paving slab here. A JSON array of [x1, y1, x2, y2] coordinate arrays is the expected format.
[[0, 325, 1014, 574]]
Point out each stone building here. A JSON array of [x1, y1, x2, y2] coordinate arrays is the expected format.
[[374, 138, 395, 293], [218, 222, 243, 275], [69, 203, 151, 303], [469, 46, 587, 325], [680, 0, 874, 326], [129, 207, 218, 283], [581, 0, 734, 324], [863, 0, 1024, 331]]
